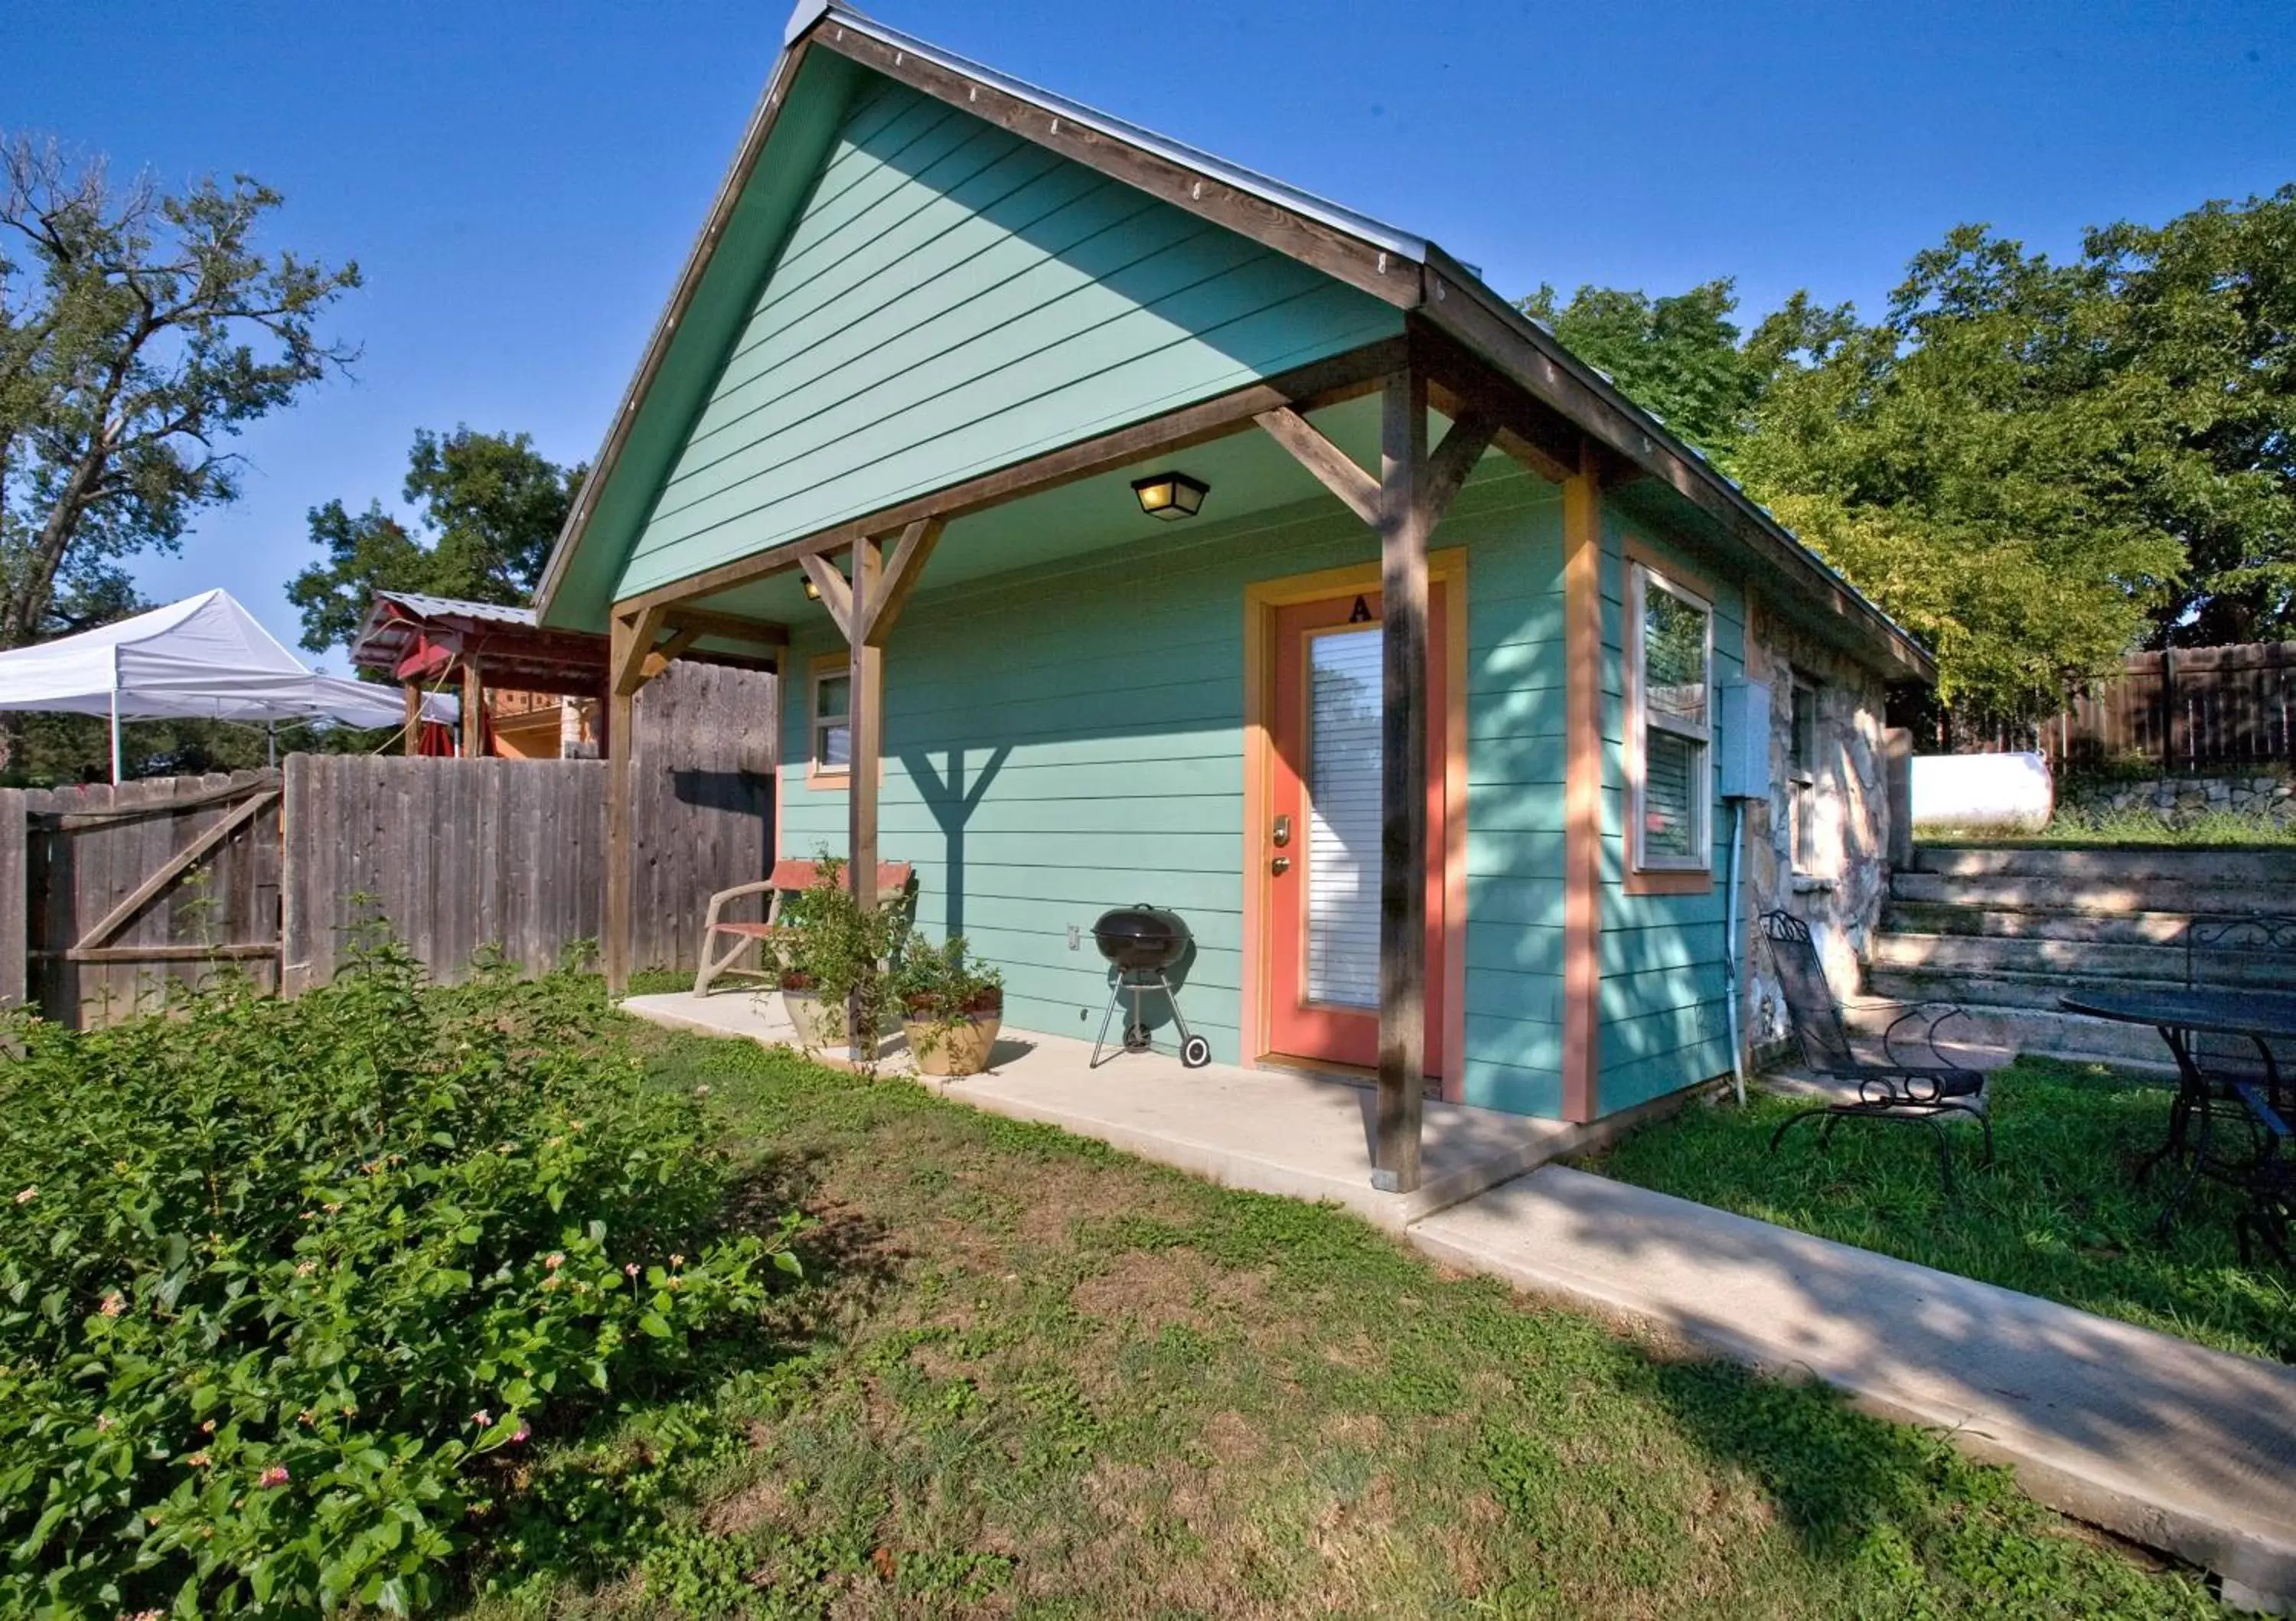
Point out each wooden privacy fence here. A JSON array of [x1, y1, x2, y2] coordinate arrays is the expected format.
[[0, 664, 776, 1026], [1972, 642, 2296, 771]]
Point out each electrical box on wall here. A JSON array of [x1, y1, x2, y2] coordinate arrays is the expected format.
[[1718, 680, 1773, 801]]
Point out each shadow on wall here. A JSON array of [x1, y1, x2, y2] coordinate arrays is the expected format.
[[902, 744, 1013, 938]]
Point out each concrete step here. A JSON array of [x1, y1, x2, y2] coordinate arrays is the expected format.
[[1913, 843, 2296, 885], [1842, 993, 2174, 1071], [1864, 961, 2197, 1014], [1887, 869, 2288, 918], [1882, 901, 2212, 946], [1869, 931, 2296, 989]]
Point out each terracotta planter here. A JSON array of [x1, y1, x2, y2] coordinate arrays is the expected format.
[[902, 1010, 1003, 1077], [780, 987, 846, 1049]]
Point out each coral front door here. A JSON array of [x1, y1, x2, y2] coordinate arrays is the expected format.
[[1264, 589, 1447, 1076]]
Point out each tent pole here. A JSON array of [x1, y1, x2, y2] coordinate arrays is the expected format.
[[267, 722, 277, 769], [109, 688, 122, 784]]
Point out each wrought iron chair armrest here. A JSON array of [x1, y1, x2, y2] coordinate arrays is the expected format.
[[2233, 1080, 2292, 1143], [1883, 1001, 1970, 1070]]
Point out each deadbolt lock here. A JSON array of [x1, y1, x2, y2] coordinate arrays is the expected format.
[[1271, 814, 1293, 848]]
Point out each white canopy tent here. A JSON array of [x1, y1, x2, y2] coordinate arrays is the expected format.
[[0, 589, 458, 781]]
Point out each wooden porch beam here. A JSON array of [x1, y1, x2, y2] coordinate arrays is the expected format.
[[610, 602, 670, 697], [799, 555, 857, 642], [640, 625, 706, 684], [1252, 407, 1381, 525], [1419, 411, 1499, 529], [1374, 364, 1431, 1195], [858, 517, 944, 647], [660, 606, 791, 648], [612, 337, 1408, 621]]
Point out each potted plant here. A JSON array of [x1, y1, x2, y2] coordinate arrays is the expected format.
[[770, 853, 900, 1056], [893, 932, 1004, 1077]]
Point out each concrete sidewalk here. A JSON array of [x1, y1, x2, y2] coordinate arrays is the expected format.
[[1414, 1166, 2296, 1603]]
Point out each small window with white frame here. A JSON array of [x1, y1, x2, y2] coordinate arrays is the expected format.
[[810, 657, 851, 779], [1788, 677, 1820, 875], [1628, 561, 1714, 872]]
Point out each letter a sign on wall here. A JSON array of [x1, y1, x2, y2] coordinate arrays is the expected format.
[[1348, 595, 1373, 624]]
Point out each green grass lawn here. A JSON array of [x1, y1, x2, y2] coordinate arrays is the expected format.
[[475, 1008, 2228, 1618], [1587, 1057, 2296, 1366], [1914, 804, 2296, 846]]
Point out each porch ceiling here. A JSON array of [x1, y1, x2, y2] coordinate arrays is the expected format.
[[683, 395, 1481, 624]]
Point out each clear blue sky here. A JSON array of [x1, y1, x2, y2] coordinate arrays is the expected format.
[[8, 0, 2291, 664]]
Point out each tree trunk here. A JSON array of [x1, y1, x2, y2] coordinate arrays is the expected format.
[[0, 441, 107, 651]]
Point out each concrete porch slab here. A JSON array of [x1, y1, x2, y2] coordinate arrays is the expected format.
[[618, 990, 1588, 1228]]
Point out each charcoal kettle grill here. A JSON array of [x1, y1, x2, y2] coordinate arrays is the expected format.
[[1089, 904, 1212, 1068]]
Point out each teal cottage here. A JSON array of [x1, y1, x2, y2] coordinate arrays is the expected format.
[[536, 1, 1934, 1191]]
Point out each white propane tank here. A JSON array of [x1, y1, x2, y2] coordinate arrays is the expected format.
[[1910, 752, 2053, 833]]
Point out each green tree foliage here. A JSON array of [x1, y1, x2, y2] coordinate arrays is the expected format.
[[0, 136, 358, 652], [288, 427, 582, 655], [1523, 186, 2294, 721]]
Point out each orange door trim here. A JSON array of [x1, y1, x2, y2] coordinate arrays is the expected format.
[[1241, 552, 1469, 1101]]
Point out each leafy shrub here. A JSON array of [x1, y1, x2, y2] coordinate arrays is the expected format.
[[0, 951, 801, 1616]]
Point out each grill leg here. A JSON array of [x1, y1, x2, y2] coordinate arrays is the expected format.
[[1088, 974, 1130, 1070]]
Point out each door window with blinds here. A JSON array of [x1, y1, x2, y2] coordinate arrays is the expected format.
[[1304, 626, 1382, 1008], [1628, 562, 1714, 872]]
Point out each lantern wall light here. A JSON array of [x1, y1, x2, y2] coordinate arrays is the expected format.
[[1131, 471, 1208, 521]]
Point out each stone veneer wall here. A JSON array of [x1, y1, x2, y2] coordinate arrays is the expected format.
[[2058, 770, 2296, 828], [1737, 601, 1896, 1055]]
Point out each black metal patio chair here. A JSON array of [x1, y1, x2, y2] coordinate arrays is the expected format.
[[2155, 915, 2296, 1253], [1760, 909, 1992, 1189]]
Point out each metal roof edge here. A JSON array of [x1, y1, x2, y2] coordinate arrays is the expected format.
[[819, 4, 1430, 265]]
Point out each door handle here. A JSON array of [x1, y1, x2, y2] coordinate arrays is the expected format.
[[1270, 856, 1292, 876]]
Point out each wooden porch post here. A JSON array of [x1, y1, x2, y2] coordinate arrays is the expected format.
[[461, 660, 486, 758], [1374, 366, 1430, 1192], [605, 606, 664, 994], [402, 683, 421, 757]]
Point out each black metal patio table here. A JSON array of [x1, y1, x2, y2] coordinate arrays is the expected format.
[[2060, 987, 2296, 1247]]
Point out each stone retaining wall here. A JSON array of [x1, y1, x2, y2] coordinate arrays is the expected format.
[[2059, 771, 2296, 828]]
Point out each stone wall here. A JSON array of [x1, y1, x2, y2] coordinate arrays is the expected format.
[[1738, 601, 1896, 1054], [2059, 770, 2296, 829]]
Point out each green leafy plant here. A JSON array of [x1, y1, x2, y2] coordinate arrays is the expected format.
[[769, 852, 905, 1056], [890, 932, 1003, 1062], [0, 946, 803, 1616]]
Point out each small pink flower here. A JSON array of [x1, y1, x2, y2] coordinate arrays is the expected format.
[[184, 1451, 212, 1468], [669, 1254, 684, 1269], [510, 1424, 530, 1443], [96, 1414, 114, 1432], [294, 1261, 316, 1277], [471, 1409, 492, 1428], [12, 1187, 34, 1204], [544, 1252, 565, 1271], [200, 1420, 216, 1435], [99, 1292, 126, 1317], [623, 1263, 639, 1277], [257, 1465, 290, 1489]]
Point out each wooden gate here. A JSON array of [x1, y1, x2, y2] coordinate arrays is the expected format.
[[14, 771, 284, 1026]]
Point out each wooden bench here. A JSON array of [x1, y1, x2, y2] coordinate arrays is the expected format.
[[693, 857, 914, 996]]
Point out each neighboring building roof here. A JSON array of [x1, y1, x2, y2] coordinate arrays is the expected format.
[[370, 591, 540, 628], [535, 0, 1932, 683]]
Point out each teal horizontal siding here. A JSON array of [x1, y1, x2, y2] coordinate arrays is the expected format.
[[1592, 510, 1746, 1113], [617, 73, 1401, 602], [781, 469, 1572, 1116]]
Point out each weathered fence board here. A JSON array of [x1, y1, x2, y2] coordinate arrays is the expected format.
[[7, 663, 774, 1025], [1962, 641, 2296, 771], [21, 771, 283, 1026]]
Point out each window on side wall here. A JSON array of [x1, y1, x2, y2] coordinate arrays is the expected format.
[[810, 657, 851, 781], [1629, 562, 1713, 874], [1789, 678, 1820, 875]]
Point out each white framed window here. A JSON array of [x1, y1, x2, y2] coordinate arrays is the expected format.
[[1788, 678, 1820, 875], [809, 657, 851, 781], [1627, 561, 1714, 872]]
